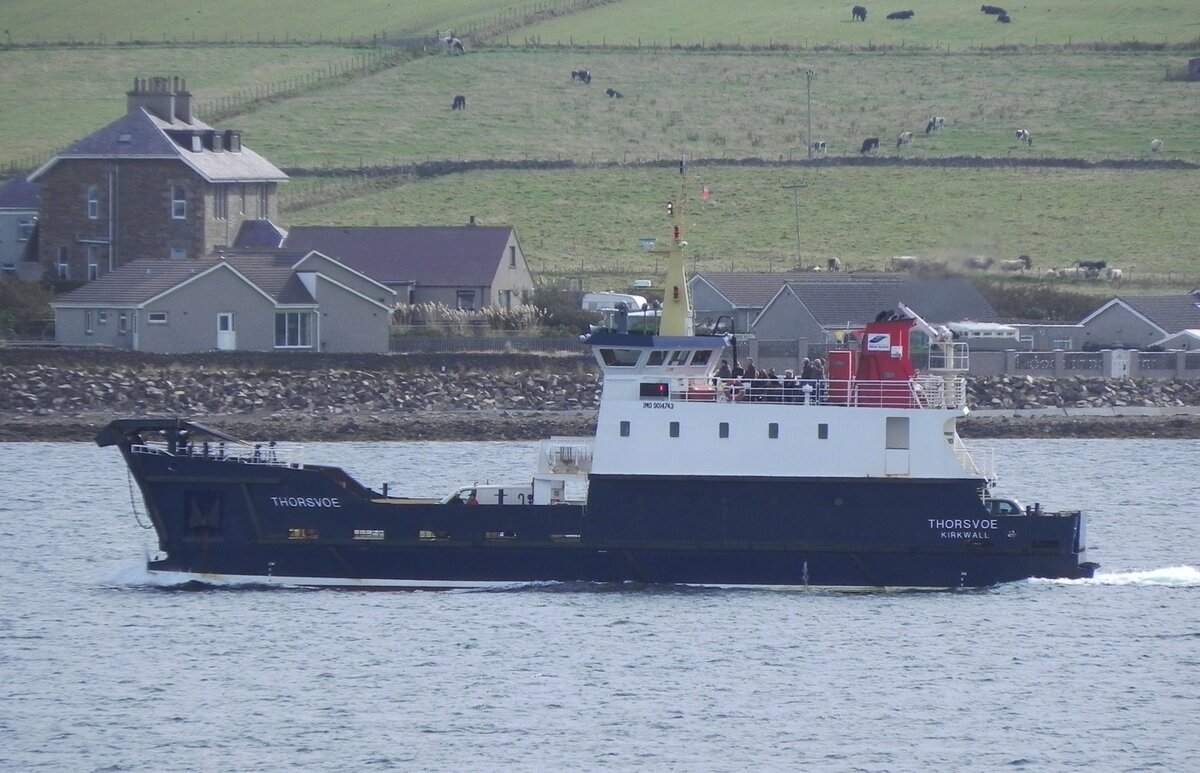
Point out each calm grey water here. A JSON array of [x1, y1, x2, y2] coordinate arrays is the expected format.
[[1, 439, 1197, 772]]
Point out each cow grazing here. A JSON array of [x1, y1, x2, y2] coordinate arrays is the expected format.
[[451, 95, 467, 110], [827, 257, 844, 272], [997, 13, 1011, 22], [571, 69, 592, 84], [965, 256, 994, 270], [605, 88, 624, 99], [1001, 255, 1032, 272], [860, 137, 880, 154], [440, 36, 465, 53], [981, 5, 1005, 14], [896, 131, 914, 148], [890, 255, 919, 270], [811, 140, 828, 156], [1150, 139, 1164, 153], [925, 116, 945, 134], [886, 10, 914, 20], [852, 5, 867, 21], [1077, 260, 1107, 272], [1015, 129, 1033, 146], [1106, 267, 1124, 282]]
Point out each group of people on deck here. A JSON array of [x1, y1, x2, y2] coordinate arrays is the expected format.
[[713, 357, 828, 403]]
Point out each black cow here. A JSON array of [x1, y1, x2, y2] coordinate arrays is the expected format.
[[571, 69, 591, 84], [860, 137, 880, 154], [451, 95, 466, 110], [605, 88, 624, 99], [981, 5, 1006, 14], [886, 10, 914, 19], [852, 5, 867, 21], [1077, 260, 1107, 272], [997, 13, 1011, 22]]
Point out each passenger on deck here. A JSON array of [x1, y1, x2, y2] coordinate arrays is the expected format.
[[716, 359, 733, 380], [732, 360, 745, 379], [467, 490, 479, 506], [783, 369, 798, 403], [813, 358, 827, 402]]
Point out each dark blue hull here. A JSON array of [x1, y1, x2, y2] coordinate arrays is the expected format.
[[120, 443, 1095, 590]]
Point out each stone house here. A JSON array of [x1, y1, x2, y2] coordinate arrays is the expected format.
[[50, 251, 394, 353], [267, 225, 536, 310], [28, 76, 288, 282]]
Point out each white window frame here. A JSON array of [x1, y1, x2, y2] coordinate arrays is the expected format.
[[57, 260, 69, 279], [87, 185, 99, 219], [170, 246, 187, 260], [215, 186, 228, 220], [98, 311, 108, 325], [456, 290, 476, 311], [274, 312, 311, 348], [84, 310, 93, 335], [171, 185, 187, 219], [147, 312, 168, 325], [18, 219, 34, 241]]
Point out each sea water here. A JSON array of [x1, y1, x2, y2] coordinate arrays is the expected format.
[[0, 439, 1196, 772]]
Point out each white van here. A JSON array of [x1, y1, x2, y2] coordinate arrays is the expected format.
[[581, 292, 648, 312]]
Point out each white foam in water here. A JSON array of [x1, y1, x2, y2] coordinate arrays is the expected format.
[[1032, 565, 1200, 587]]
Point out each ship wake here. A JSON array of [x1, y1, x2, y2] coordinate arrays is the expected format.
[[1032, 565, 1200, 587]]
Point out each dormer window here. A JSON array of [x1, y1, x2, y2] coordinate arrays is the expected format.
[[228, 131, 241, 152], [190, 135, 202, 152], [212, 132, 223, 152]]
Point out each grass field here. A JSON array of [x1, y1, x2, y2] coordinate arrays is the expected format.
[[281, 165, 1200, 291], [511, 0, 1200, 48], [231, 49, 1198, 168]]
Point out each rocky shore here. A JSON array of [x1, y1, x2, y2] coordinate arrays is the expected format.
[[1, 351, 1199, 441]]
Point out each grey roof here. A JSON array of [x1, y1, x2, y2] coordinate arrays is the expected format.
[[0, 175, 38, 210], [1114, 295, 1200, 333], [29, 107, 287, 184], [234, 219, 288, 249], [283, 226, 515, 286], [784, 276, 998, 326], [50, 256, 315, 307], [695, 271, 909, 308]]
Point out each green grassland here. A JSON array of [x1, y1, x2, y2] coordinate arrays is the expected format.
[[281, 165, 1200, 291], [0, 46, 367, 168], [0, 0, 536, 43], [512, 0, 1200, 48], [235, 49, 1198, 168]]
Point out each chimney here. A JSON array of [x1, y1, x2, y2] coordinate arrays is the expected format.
[[173, 77, 193, 124], [126, 76, 176, 122]]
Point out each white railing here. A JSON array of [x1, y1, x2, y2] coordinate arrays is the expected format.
[[953, 437, 995, 483], [132, 441, 306, 468], [661, 376, 969, 410]]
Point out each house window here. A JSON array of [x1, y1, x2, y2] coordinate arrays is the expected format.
[[170, 246, 187, 260], [498, 289, 512, 309], [509, 245, 517, 267], [118, 312, 128, 333], [239, 184, 246, 215], [148, 312, 168, 324], [171, 185, 187, 219], [215, 186, 228, 220], [84, 311, 93, 335], [456, 290, 476, 310], [258, 185, 269, 217], [98, 311, 108, 325], [87, 185, 99, 219], [274, 312, 311, 348], [18, 218, 35, 241], [768, 423, 779, 439], [619, 421, 630, 437], [57, 259, 69, 279], [88, 262, 99, 280], [87, 245, 100, 280]]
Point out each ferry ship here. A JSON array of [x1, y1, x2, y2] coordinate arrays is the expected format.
[[96, 180, 1096, 590]]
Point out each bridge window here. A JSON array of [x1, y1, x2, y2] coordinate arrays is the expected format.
[[353, 529, 385, 540], [818, 423, 829, 439], [647, 350, 667, 366], [768, 423, 779, 439], [600, 348, 641, 367], [690, 350, 712, 366], [669, 421, 680, 438], [619, 421, 630, 437], [719, 422, 729, 438], [668, 351, 688, 366]]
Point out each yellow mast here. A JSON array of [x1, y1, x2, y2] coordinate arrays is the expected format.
[[653, 161, 693, 336]]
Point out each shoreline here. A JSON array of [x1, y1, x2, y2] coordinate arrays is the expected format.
[[4, 408, 1200, 442]]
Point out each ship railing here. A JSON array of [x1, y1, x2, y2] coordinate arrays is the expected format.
[[953, 437, 996, 483], [131, 440, 306, 468], [669, 376, 969, 410]]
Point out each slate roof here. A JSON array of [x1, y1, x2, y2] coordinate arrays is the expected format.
[[0, 175, 38, 210], [282, 226, 515, 286], [50, 256, 316, 307], [233, 219, 288, 249], [29, 107, 287, 184], [694, 272, 909, 308], [785, 276, 999, 327], [1111, 295, 1200, 333]]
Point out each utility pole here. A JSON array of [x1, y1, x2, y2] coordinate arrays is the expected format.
[[782, 181, 806, 270], [805, 69, 816, 158]]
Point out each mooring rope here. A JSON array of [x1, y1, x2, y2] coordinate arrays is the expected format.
[[126, 469, 153, 530]]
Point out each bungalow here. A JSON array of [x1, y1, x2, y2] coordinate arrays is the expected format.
[[1079, 293, 1200, 349], [51, 251, 394, 353]]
